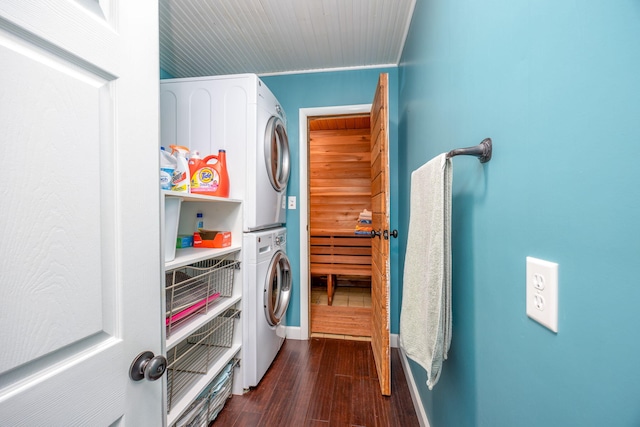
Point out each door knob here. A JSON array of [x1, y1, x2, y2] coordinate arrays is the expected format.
[[370, 230, 381, 238], [382, 229, 398, 240], [129, 351, 167, 381]]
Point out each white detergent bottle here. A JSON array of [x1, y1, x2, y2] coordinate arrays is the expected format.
[[159, 147, 177, 190], [170, 145, 190, 193]]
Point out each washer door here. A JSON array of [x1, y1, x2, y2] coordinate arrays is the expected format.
[[264, 250, 292, 327], [264, 116, 290, 192]]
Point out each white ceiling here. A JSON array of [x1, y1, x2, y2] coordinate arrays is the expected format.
[[159, 0, 416, 78]]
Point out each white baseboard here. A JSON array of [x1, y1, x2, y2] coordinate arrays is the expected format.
[[398, 344, 430, 427], [390, 333, 399, 348], [285, 326, 305, 340]]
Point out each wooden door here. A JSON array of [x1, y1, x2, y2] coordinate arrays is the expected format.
[[0, 2, 162, 425], [370, 73, 391, 396]]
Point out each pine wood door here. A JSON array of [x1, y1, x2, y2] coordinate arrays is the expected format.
[[0, 1, 162, 425], [370, 73, 391, 396]]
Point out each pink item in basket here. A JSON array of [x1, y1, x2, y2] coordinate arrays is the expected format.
[[166, 293, 221, 326]]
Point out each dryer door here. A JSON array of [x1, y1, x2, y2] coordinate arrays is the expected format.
[[264, 116, 290, 192], [264, 250, 292, 326]]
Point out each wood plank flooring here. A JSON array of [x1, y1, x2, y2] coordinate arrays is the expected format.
[[212, 338, 420, 427]]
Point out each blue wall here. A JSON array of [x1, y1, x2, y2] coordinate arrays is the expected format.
[[399, 0, 640, 426], [160, 68, 174, 79], [261, 69, 401, 332]]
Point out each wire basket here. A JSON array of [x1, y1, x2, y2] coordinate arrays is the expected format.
[[166, 308, 240, 413], [172, 358, 239, 427], [166, 254, 239, 336]]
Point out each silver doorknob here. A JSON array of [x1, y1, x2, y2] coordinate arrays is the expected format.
[[129, 351, 167, 381]]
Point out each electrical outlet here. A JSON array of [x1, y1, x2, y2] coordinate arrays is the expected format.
[[526, 257, 558, 333], [288, 196, 296, 210]]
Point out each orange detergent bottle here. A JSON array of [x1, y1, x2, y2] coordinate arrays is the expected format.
[[190, 149, 229, 197]]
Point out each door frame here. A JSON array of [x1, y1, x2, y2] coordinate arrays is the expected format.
[[298, 104, 372, 340]]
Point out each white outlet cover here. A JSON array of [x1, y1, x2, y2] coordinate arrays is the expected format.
[[526, 257, 559, 333], [288, 196, 296, 210]]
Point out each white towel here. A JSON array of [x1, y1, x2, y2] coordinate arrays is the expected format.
[[400, 153, 452, 390]]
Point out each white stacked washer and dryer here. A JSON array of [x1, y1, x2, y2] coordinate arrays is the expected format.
[[160, 74, 292, 389]]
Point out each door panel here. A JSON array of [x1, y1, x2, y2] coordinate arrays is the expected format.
[[371, 173, 384, 198], [0, 45, 111, 372], [370, 73, 391, 396], [0, 1, 161, 425]]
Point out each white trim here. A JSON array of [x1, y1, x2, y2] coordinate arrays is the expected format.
[[298, 104, 373, 340], [399, 346, 430, 427], [284, 326, 303, 340], [259, 63, 397, 77], [395, 0, 418, 65], [390, 333, 399, 348]]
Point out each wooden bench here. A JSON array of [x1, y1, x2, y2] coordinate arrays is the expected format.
[[310, 234, 372, 305]]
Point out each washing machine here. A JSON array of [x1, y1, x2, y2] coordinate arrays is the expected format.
[[242, 227, 291, 388], [160, 74, 290, 231]]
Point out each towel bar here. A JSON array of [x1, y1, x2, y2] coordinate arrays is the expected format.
[[446, 138, 492, 163]]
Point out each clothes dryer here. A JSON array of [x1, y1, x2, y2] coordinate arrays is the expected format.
[[242, 227, 291, 388], [160, 74, 290, 231], [249, 84, 290, 231]]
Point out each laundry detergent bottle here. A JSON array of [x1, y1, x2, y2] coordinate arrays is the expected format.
[[159, 147, 177, 190], [169, 145, 190, 193], [190, 149, 229, 197], [188, 150, 203, 184]]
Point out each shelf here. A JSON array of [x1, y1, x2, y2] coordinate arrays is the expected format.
[[162, 186, 243, 425], [166, 295, 241, 351], [166, 344, 241, 427], [165, 245, 241, 270], [163, 190, 241, 204]]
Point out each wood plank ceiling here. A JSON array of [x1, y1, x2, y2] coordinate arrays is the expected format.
[[159, 0, 416, 78]]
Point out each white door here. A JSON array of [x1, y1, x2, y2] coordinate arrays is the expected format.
[[0, 1, 162, 426]]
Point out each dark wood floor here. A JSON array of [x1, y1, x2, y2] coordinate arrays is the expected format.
[[212, 338, 420, 427]]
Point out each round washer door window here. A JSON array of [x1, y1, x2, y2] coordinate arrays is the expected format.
[[264, 250, 292, 326], [264, 116, 290, 192]]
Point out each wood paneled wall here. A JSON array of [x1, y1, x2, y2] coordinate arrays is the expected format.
[[309, 116, 371, 235]]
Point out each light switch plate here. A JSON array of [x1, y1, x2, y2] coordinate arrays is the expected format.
[[526, 257, 558, 333]]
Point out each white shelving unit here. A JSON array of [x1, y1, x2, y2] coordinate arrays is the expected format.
[[162, 190, 243, 426], [166, 245, 242, 271]]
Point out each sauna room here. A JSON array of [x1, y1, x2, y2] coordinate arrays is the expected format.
[[307, 114, 373, 339]]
